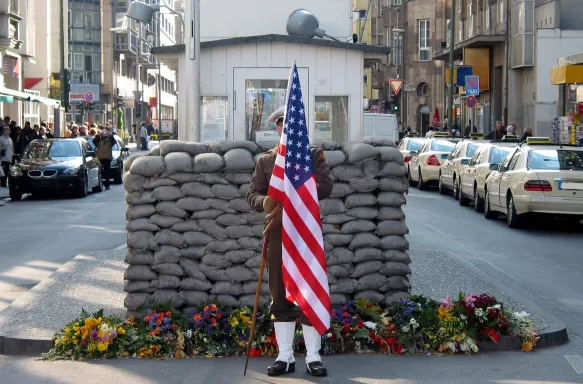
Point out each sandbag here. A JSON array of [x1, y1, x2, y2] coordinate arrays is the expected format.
[[322, 214, 355, 224], [225, 266, 257, 282], [178, 290, 208, 307], [144, 177, 177, 189], [325, 242, 334, 253], [379, 177, 408, 193], [379, 235, 409, 251], [181, 182, 214, 198], [152, 263, 184, 276], [180, 277, 213, 291], [327, 273, 338, 285], [384, 291, 411, 305], [330, 294, 349, 306], [382, 250, 411, 264], [180, 246, 207, 260], [193, 153, 224, 173], [354, 290, 385, 304], [180, 258, 207, 280], [210, 282, 243, 296], [153, 185, 184, 201], [148, 146, 161, 156], [156, 202, 189, 218], [184, 231, 214, 246], [378, 206, 406, 220], [244, 255, 262, 268], [238, 237, 262, 251], [239, 184, 250, 196], [381, 261, 411, 276], [324, 233, 354, 246], [164, 152, 193, 175], [349, 233, 381, 250], [313, 139, 341, 151], [344, 193, 376, 208], [129, 156, 166, 177], [198, 219, 228, 240], [191, 209, 224, 220], [224, 249, 256, 264], [331, 165, 363, 181], [206, 198, 236, 213], [224, 172, 253, 185], [341, 220, 376, 234], [327, 264, 353, 278], [210, 140, 261, 155], [250, 268, 269, 282], [225, 225, 255, 239], [124, 153, 145, 172], [215, 214, 246, 226], [124, 265, 157, 281], [379, 162, 407, 177], [240, 212, 266, 225], [378, 146, 404, 164], [322, 224, 341, 234], [176, 197, 208, 212], [125, 249, 154, 265], [124, 280, 155, 293], [229, 198, 254, 212], [361, 159, 380, 177], [154, 229, 186, 248], [251, 225, 265, 237], [349, 177, 380, 193], [127, 231, 159, 250], [323, 151, 346, 167], [170, 220, 202, 233], [127, 218, 160, 232], [242, 281, 269, 295], [126, 204, 156, 220], [150, 274, 181, 289], [343, 142, 380, 163], [126, 190, 157, 205], [168, 172, 199, 183], [377, 192, 407, 207], [346, 207, 379, 220], [123, 173, 146, 193], [224, 148, 255, 171], [330, 183, 354, 198], [159, 140, 208, 156], [352, 261, 385, 279], [326, 248, 354, 266], [149, 214, 183, 229], [320, 198, 347, 215], [124, 293, 151, 311], [376, 220, 409, 236], [199, 173, 229, 185], [199, 264, 230, 281], [154, 245, 182, 264], [381, 276, 411, 291], [354, 248, 384, 263], [239, 294, 270, 308], [211, 184, 240, 200], [201, 253, 232, 268], [330, 278, 358, 294], [206, 239, 240, 252], [357, 273, 387, 291], [150, 289, 184, 307]]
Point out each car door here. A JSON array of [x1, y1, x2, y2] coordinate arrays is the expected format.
[[488, 151, 514, 208], [461, 147, 483, 195], [409, 142, 425, 179], [499, 151, 523, 210], [442, 143, 462, 187], [82, 141, 99, 187]]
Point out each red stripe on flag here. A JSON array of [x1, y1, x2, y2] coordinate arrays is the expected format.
[[272, 164, 284, 181], [278, 143, 286, 157], [296, 181, 323, 227], [268, 186, 285, 203]]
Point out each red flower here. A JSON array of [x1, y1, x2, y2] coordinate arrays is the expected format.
[[342, 324, 350, 333], [211, 318, 217, 325], [133, 322, 139, 328], [394, 344, 403, 354], [171, 325, 178, 330], [386, 337, 396, 346], [357, 321, 364, 329], [342, 312, 349, 318], [204, 305, 210, 312], [210, 304, 217, 312], [145, 316, 151, 322], [165, 311, 172, 317], [369, 331, 375, 339], [193, 313, 202, 322], [216, 312, 222, 319], [374, 336, 381, 343]]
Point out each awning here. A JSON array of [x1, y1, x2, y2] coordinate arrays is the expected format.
[[0, 95, 13, 103], [24, 77, 43, 89], [551, 65, 583, 85], [0, 87, 61, 107]]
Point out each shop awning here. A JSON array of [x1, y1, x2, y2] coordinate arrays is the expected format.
[[551, 65, 583, 85], [0, 95, 13, 103], [0, 87, 61, 107]]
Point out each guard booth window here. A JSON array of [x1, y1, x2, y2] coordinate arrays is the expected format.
[[314, 96, 348, 143]]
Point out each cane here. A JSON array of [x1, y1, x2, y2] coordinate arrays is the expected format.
[[243, 232, 269, 376]]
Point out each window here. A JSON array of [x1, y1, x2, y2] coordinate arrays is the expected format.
[[393, 33, 403, 65], [93, 12, 100, 29], [406, 140, 422, 151], [467, 0, 473, 38], [431, 140, 456, 152], [358, 10, 367, 19], [527, 150, 583, 171], [84, 55, 93, 71], [393, 0, 402, 5], [245, 79, 288, 142], [466, 143, 480, 157], [73, 53, 84, 70], [93, 54, 101, 71], [489, 147, 512, 164], [419, 20, 430, 61], [23, 90, 40, 126], [363, 75, 369, 86], [200, 96, 229, 143], [315, 96, 349, 143], [484, 1, 490, 30], [73, 12, 83, 27], [83, 14, 91, 29], [499, 0, 505, 23], [68, 53, 72, 69]]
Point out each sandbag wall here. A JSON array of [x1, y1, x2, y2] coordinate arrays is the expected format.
[[123, 140, 411, 312]]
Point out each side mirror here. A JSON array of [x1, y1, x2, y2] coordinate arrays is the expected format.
[[460, 158, 469, 165], [489, 163, 499, 171], [121, 147, 130, 154], [86, 150, 95, 157]]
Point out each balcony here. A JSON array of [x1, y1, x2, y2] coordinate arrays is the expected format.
[[114, 31, 138, 54], [0, 1, 23, 50], [432, 22, 507, 61]]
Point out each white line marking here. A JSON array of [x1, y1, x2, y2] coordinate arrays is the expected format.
[[565, 355, 583, 374], [114, 244, 127, 250]]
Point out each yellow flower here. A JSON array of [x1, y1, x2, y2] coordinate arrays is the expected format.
[[228, 317, 239, 327], [88, 343, 97, 353], [117, 327, 126, 335], [127, 316, 135, 323], [97, 343, 108, 352], [521, 342, 534, 352]]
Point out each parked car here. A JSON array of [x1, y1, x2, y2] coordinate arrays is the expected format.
[[407, 137, 458, 190], [8, 138, 102, 200], [438, 139, 485, 199], [483, 137, 583, 227], [397, 137, 426, 164], [87, 135, 130, 184]]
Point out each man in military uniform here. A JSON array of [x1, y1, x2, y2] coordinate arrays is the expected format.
[[247, 105, 334, 377]]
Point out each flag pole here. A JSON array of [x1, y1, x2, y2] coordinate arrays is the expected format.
[[243, 233, 270, 376]]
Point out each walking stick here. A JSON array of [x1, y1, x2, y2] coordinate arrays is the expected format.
[[243, 232, 269, 376]]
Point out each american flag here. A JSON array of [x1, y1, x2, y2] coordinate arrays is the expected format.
[[267, 63, 330, 335]]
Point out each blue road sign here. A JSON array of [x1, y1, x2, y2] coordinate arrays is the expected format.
[[465, 76, 479, 96]]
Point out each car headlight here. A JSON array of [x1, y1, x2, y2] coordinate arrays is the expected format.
[[10, 166, 23, 177], [62, 167, 80, 175]]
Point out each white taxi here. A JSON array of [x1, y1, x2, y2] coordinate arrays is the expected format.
[[407, 133, 458, 190], [438, 137, 485, 198], [483, 137, 583, 228], [458, 137, 519, 211], [397, 137, 426, 164]]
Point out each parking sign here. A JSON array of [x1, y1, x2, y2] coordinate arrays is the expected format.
[[465, 76, 479, 96]]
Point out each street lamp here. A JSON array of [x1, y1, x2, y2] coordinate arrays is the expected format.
[[286, 9, 341, 42], [392, 27, 405, 125]]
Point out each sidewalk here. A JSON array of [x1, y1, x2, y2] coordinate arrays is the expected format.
[[0, 186, 8, 200]]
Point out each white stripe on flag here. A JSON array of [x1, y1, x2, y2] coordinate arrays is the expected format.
[[284, 178, 325, 249]]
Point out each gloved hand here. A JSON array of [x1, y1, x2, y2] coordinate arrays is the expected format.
[[263, 196, 279, 213], [264, 205, 283, 235]]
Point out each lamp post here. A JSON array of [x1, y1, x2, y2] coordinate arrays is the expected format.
[[447, 0, 456, 128], [393, 27, 404, 125]]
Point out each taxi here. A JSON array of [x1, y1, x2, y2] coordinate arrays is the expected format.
[[458, 136, 519, 211], [407, 133, 458, 190], [483, 137, 583, 227], [397, 136, 426, 164], [438, 133, 485, 199]]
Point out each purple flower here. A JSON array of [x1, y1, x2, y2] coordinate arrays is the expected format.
[[110, 330, 117, 339], [207, 326, 214, 334], [102, 333, 109, 342], [195, 321, 205, 329], [163, 317, 170, 325], [91, 330, 99, 340]]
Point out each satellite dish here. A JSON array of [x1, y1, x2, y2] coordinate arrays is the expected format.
[[286, 9, 339, 41]]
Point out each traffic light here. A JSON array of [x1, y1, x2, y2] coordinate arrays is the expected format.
[[136, 103, 143, 118], [392, 94, 400, 111], [383, 100, 390, 112], [78, 101, 84, 111]]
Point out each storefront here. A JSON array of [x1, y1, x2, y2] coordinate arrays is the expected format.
[[551, 54, 583, 144]]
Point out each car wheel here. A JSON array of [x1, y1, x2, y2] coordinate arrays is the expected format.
[[417, 168, 427, 190], [506, 195, 523, 228], [92, 170, 103, 193], [114, 165, 123, 184], [484, 190, 497, 220], [407, 167, 417, 187], [9, 186, 22, 201], [77, 172, 89, 198], [474, 186, 484, 213], [438, 173, 448, 195], [458, 180, 470, 206], [452, 175, 459, 200]]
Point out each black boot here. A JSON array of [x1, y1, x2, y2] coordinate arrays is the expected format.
[[306, 361, 327, 377], [267, 360, 295, 376]]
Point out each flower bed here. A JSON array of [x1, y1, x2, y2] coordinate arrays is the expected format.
[[41, 293, 538, 360]]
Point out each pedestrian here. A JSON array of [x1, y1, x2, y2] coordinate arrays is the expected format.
[[79, 125, 88, 136], [88, 127, 98, 136], [92, 127, 116, 190], [47, 122, 55, 138], [425, 126, 435, 138], [38, 127, 47, 139], [247, 105, 333, 377], [70, 124, 80, 138], [485, 121, 506, 140], [0, 126, 14, 187], [139, 122, 149, 151], [17, 122, 36, 156], [521, 126, 533, 142], [506, 125, 516, 136]]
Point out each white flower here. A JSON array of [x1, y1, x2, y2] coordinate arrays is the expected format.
[[474, 308, 485, 318], [514, 311, 530, 319], [491, 304, 501, 310], [185, 330, 193, 338], [401, 325, 410, 333], [100, 323, 111, 333], [460, 314, 467, 321], [364, 321, 377, 330], [410, 318, 417, 325]]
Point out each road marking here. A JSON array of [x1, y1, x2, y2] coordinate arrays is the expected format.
[[114, 244, 127, 250], [565, 355, 583, 374]]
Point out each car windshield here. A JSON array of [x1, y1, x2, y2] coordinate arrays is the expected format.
[[24, 140, 81, 159], [406, 140, 422, 151], [87, 137, 120, 151], [489, 147, 513, 164], [430, 140, 456, 152], [527, 149, 583, 171], [466, 143, 480, 157]]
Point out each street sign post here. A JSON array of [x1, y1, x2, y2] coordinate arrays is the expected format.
[[389, 79, 403, 95], [466, 96, 477, 109], [465, 76, 479, 96], [84, 92, 94, 102]]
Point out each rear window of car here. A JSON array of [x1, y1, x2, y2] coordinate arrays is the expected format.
[[430, 140, 456, 152], [527, 149, 583, 171], [489, 147, 513, 164], [406, 140, 422, 151], [466, 143, 480, 157]]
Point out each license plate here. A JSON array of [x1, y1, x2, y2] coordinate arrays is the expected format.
[[440, 154, 448, 159], [559, 182, 583, 191]]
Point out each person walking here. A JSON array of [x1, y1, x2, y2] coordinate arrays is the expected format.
[[520, 126, 533, 142], [247, 105, 334, 377], [139, 122, 149, 151], [425, 126, 435, 138], [485, 121, 506, 140], [0, 126, 14, 187], [92, 127, 116, 190], [17, 122, 36, 156]]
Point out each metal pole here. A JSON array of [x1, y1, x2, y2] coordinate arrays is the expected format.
[[192, 0, 201, 142], [135, 22, 141, 138], [157, 12, 162, 133], [57, 0, 65, 137], [447, 0, 456, 127]]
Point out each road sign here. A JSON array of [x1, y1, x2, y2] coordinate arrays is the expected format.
[[370, 105, 380, 113], [403, 84, 416, 92], [389, 79, 403, 95], [465, 76, 479, 96], [466, 95, 477, 109], [84, 92, 94, 102]]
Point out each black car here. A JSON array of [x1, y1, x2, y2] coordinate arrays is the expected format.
[[8, 138, 103, 200], [86, 135, 130, 184]]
